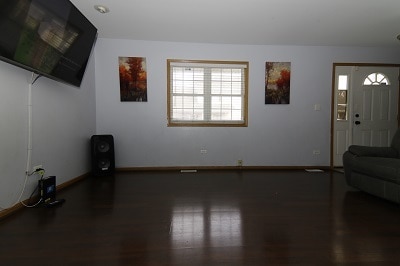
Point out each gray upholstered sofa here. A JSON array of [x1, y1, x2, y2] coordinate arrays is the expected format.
[[343, 128, 400, 204]]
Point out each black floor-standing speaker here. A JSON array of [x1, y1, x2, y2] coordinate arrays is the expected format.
[[91, 135, 115, 177]]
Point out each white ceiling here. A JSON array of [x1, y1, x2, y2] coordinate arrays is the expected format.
[[70, 0, 400, 47]]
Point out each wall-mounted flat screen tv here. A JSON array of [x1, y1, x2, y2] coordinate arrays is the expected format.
[[0, 0, 97, 87]]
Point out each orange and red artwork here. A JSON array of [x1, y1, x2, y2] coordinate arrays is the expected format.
[[119, 57, 147, 102], [265, 62, 291, 104]]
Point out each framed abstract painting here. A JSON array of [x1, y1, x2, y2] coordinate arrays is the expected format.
[[119, 57, 147, 102], [265, 62, 291, 104]]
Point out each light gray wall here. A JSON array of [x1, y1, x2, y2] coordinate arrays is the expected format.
[[0, 54, 96, 208], [1, 37, 399, 208], [94, 38, 400, 168]]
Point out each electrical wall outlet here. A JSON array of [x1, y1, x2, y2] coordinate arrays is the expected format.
[[237, 160, 243, 166], [200, 149, 207, 154], [313, 150, 321, 155], [32, 164, 45, 176], [33, 165, 43, 171]]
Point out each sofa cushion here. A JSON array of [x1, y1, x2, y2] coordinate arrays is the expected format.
[[348, 145, 397, 158], [391, 128, 400, 158], [350, 156, 400, 183]]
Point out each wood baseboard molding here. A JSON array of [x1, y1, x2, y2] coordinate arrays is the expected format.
[[0, 172, 90, 220], [117, 165, 331, 172], [56, 172, 90, 191]]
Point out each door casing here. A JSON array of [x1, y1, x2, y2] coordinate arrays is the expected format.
[[330, 63, 400, 168]]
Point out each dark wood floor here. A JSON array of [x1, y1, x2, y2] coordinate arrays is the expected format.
[[1, 170, 400, 265]]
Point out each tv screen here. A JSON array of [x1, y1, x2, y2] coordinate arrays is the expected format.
[[0, 0, 97, 87]]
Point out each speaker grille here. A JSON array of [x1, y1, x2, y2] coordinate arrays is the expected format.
[[97, 141, 110, 153], [97, 158, 111, 170], [91, 135, 115, 176]]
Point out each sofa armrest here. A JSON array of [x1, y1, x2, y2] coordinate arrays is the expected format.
[[348, 145, 398, 158]]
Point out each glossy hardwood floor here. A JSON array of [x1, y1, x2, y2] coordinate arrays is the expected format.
[[1, 170, 400, 265]]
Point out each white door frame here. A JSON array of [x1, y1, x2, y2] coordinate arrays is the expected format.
[[330, 63, 400, 168]]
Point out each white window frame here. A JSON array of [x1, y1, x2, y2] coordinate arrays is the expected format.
[[363, 72, 390, 85], [167, 59, 249, 127]]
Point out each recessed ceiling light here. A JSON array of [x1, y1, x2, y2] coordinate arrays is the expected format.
[[94, 5, 109, 14]]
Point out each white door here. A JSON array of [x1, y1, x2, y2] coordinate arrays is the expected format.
[[332, 66, 399, 167], [352, 67, 399, 146]]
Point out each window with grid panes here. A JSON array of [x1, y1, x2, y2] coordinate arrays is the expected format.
[[167, 60, 248, 127]]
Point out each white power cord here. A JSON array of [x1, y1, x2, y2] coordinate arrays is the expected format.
[[0, 73, 42, 210]]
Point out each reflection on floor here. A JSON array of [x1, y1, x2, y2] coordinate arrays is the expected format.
[[1, 170, 400, 265]]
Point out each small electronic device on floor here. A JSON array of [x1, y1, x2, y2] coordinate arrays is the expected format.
[[38, 176, 65, 207]]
